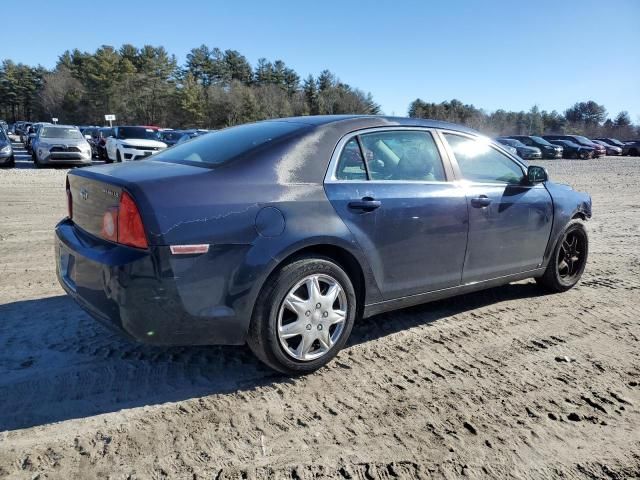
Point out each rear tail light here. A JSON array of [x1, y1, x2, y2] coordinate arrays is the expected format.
[[66, 177, 72, 219], [100, 191, 148, 249]]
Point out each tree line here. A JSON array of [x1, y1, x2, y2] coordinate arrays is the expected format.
[[409, 99, 638, 139], [0, 44, 380, 128], [1, 44, 637, 139]]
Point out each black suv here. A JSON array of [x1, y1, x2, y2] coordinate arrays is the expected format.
[[543, 135, 605, 157]]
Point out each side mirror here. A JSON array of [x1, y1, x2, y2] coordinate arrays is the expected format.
[[527, 165, 548, 184]]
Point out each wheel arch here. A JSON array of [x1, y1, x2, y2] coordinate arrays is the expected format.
[[248, 239, 377, 328]]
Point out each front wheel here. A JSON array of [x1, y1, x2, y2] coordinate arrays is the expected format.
[[248, 256, 357, 375], [116, 150, 122, 163], [536, 220, 588, 293]]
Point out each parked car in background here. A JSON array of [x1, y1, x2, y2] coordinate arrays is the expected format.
[[547, 139, 594, 159], [105, 126, 167, 162], [176, 129, 211, 145], [94, 127, 114, 161], [80, 127, 101, 158], [27, 122, 52, 154], [55, 115, 592, 374], [19, 122, 33, 143], [496, 137, 542, 160], [591, 139, 622, 156], [0, 129, 15, 168], [504, 135, 563, 159], [543, 135, 605, 157], [501, 144, 518, 155], [622, 141, 640, 156], [158, 130, 185, 147], [33, 125, 93, 168], [595, 138, 626, 149]]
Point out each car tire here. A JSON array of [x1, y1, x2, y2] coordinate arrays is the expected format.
[[247, 256, 357, 375], [536, 219, 588, 293], [8, 155, 15, 168], [116, 150, 122, 163]]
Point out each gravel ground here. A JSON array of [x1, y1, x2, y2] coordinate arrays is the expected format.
[[0, 139, 639, 479]]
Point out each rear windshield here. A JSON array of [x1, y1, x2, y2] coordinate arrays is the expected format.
[[40, 127, 83, 139], [152, 121, 308, 166]]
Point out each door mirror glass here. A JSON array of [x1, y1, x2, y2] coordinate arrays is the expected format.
[[527, 165, 548, 184]]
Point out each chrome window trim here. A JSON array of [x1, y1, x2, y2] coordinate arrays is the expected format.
[[324, 126, 455, 185]]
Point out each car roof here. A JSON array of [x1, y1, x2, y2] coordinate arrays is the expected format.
[[264, 114, 479, 134]]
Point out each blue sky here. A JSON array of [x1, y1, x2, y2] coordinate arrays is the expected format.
[[3, 0, 639, 121]]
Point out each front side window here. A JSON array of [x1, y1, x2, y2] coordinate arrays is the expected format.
[[444, 134, 524, 184], [358, 130, 446, 181]]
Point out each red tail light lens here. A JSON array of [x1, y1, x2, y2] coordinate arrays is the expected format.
[[117, 191, 148, 249], [66, 177, 73, 219]]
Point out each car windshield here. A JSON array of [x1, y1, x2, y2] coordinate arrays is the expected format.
[[608, 138, 625, 146], [152, 121, 309, 166], [500, 138, 524, 147], [40, 127, 83, 139], [100, 128, 114, 137], [574, 136, 595, 146], [0, 130, 7, 142], [530, 136, 553, 146], [160, 131, 184, 141], [118, 127, 159, 140]]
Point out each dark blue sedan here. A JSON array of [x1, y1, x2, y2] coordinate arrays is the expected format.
[[55, 115, 592, 374]]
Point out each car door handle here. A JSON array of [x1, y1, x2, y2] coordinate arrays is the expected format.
[[470, 195, 492, 208], [348, 197, 381, 212]]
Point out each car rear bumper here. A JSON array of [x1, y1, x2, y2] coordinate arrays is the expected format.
[[55, 218, 252, 346]]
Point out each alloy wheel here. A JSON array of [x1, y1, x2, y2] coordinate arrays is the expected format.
[[277, 274, 347, 361], [557, 231, 586, 281]]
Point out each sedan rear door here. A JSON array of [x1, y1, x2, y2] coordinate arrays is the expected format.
[[324, 128, 469, 300]]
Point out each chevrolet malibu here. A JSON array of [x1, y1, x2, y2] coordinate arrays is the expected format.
[[55, 116, 592, 374]]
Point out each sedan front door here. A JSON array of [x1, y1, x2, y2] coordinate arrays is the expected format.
[[440, 132, 553, 284]]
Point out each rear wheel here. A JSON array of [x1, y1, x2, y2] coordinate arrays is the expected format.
[[247, 256, 357, 375], [536, 220, 588, 293]]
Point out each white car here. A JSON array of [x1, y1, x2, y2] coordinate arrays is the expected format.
[[105, 126, 167, 163]]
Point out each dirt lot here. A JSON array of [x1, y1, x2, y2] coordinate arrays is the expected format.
[[0, 141, 639, 479]]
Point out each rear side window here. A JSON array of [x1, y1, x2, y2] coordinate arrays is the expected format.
[[444, 133, 524, 184], [335, 139, 367, 180], [359, 131, 446, 181], [153, 121, 308, 167]]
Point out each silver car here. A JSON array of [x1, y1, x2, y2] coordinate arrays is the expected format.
[[33, 125, 93, 168]]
